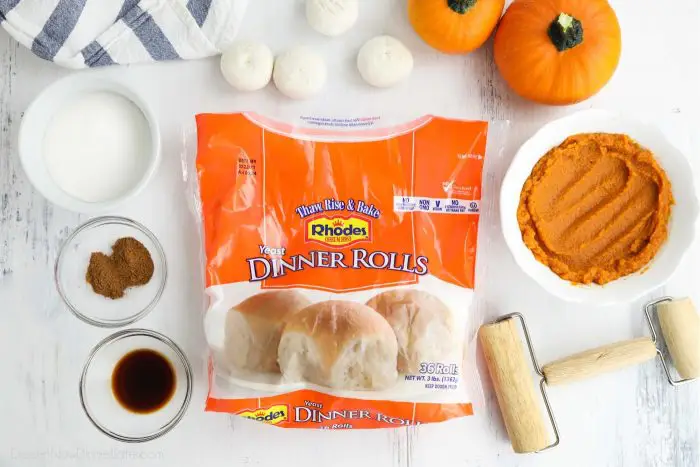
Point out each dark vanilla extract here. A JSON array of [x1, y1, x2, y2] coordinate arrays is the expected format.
[[112, 349, 175, 414]]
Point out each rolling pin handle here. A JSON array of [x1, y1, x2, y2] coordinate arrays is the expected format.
[[541, 337, 658, 386]]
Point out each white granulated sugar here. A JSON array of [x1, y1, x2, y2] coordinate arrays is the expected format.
[[44, 91, 151, 203]]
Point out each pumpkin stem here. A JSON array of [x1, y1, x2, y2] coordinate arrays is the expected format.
[[548, 13, 584, 52], [447, 0, 477, 14]]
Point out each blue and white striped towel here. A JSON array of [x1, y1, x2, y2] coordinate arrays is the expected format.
[[0, 0, 248, 68]]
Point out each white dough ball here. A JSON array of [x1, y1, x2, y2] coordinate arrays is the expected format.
[[357, 36, 414, 88], [273, 47, 327, 99], [220, 41, 274, 92], [306, 0, 358, 37]]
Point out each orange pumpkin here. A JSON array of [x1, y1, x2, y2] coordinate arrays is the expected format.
[[408, 0, 505, 54], [494, 0, 621, 105]]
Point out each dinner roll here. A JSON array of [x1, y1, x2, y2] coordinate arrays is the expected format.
[[366, 290, 454, 374], [278, 301, 398, 390], [224, 291, 311, 374]]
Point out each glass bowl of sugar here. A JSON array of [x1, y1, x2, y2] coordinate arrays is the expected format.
[[18, 74, 160, 213]]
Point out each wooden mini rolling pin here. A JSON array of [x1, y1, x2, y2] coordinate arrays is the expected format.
[[479, 298, 700, 454]]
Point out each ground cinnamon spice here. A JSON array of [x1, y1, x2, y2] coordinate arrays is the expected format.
[[86, 237, 155, 299], [111, 237, 155, 286], [86, 252, 125, 299]]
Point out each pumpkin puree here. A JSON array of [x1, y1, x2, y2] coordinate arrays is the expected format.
[[517, 133, 673, 285]]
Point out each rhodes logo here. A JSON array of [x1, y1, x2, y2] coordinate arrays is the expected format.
[[305, 215, 371, 248], [238, 405, 288, 425]]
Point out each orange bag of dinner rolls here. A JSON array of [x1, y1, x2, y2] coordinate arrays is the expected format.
[[192, 112, 489, 428]]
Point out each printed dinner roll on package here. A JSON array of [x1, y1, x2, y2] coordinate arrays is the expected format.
[[193, 112, 490, 428]]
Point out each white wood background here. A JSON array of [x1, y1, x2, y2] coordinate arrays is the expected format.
[[1, 1, 700, 466]]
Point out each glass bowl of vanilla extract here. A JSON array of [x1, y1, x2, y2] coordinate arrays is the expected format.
[[79, 328, 193, 442]]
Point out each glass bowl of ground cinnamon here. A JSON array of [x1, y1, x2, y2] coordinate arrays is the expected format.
[[55, 216, 167, 327]]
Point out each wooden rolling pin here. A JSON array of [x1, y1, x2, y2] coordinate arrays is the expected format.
[[479, 298, 700, 454]]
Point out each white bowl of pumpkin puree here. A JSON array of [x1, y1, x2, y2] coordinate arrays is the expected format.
[[502, 110, 698, 305]]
